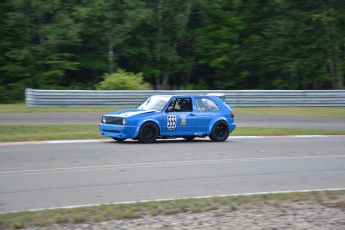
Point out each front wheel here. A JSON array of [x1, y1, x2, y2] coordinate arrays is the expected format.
[[209, 120, 230, 142], [138, 122, 158, 143]]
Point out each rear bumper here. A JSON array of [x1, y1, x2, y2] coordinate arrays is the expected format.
[[229, 123, 236, 133]]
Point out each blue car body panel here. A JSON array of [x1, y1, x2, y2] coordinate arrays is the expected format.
[[99, 95, 236, 141]]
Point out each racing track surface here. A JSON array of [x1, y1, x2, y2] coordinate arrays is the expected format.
[[1, 136, 345, 213], [1, 112, 345, 130]]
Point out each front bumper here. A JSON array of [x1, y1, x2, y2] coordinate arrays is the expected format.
[[99, 124, 138, 139]]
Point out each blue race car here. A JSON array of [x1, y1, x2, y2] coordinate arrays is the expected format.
[[99, 94, 236, 143]]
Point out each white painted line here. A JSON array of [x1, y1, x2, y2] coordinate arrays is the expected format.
[[231, 135, 344, 139], [0, 141, 46, 146], [231, 136, 266, 139], [46, 139, 106, 144], [3, 187, 345, 214], [0, 139, 107, 146], [0, 135, 344, 146], [1, 154, 345, 175]]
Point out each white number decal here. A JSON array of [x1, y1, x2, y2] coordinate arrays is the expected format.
[[167, 115, 177, 130]]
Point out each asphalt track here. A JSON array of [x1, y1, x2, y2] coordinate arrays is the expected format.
[[1, 135, 345, 213], [1, 112, 345, 130]]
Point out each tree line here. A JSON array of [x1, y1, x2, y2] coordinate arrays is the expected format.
[[1, 0, 344, 102]]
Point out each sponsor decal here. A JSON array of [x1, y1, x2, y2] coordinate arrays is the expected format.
[[180, 113, 187, 125]]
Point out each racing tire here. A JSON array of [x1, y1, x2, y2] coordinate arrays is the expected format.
[[138, 122, 158, 143], [111, 137, 126, 142], [209, 120, 230, 142]]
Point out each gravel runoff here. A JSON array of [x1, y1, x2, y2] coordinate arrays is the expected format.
[[21, 200, 345, 230]]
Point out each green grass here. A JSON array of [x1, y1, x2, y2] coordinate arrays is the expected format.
[[234, 127, 345, 136], [1, 104, 345, 117], [1, 190, 344, 229], [0, 103, 124, 113], [0, 124, 101, 142], [0, 125, 344, 142], [233, 106, 345, 118]]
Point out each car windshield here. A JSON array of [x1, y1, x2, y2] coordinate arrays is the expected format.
[[137, 96, 171, 111]]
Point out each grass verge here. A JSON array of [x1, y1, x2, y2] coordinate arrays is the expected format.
[[0, 124, 99, 142], [1, 190, 344, 229], [0, 104, 124, 113], [233, 106, 345, 118], [0, 125, 345, 142]]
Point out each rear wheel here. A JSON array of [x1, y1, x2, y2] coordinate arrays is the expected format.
[[209, 120, 230, 142], [138, 122, 158, 143]]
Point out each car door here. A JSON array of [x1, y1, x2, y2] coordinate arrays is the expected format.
[[195, 97, 222, 132], [160, 97, 197, 135]]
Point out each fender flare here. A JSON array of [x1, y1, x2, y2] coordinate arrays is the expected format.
[[133, 118, 161, 138], [207, 117, 228, 134]]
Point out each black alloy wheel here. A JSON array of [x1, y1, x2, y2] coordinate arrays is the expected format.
[[138, 122, 159, 143], [209, 120, 230, 142]]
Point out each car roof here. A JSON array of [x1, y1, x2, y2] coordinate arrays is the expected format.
[[151, 94, 216, 98]]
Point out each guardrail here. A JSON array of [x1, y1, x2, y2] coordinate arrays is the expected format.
[[25, 88, 345, 107]]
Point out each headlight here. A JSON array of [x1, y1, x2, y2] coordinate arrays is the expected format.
[[102, 116, 106, 123], [121, 118, 126, 125]]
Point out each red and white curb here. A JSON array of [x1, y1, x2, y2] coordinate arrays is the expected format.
[[0, 135, 344, 146]]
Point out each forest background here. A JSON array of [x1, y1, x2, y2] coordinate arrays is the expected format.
[[1, 0, 344, 102]]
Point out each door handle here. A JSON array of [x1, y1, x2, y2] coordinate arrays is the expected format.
[[189, 113, 196, 116]]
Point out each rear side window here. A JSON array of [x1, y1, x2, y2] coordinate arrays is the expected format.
[[196, 98, 220, 112]]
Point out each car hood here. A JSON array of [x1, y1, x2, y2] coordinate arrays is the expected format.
[[105, 109, 156, 118]]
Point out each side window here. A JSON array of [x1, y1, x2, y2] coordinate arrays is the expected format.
[[166, 98, 192, 112], [196, 98, 220, 112]]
